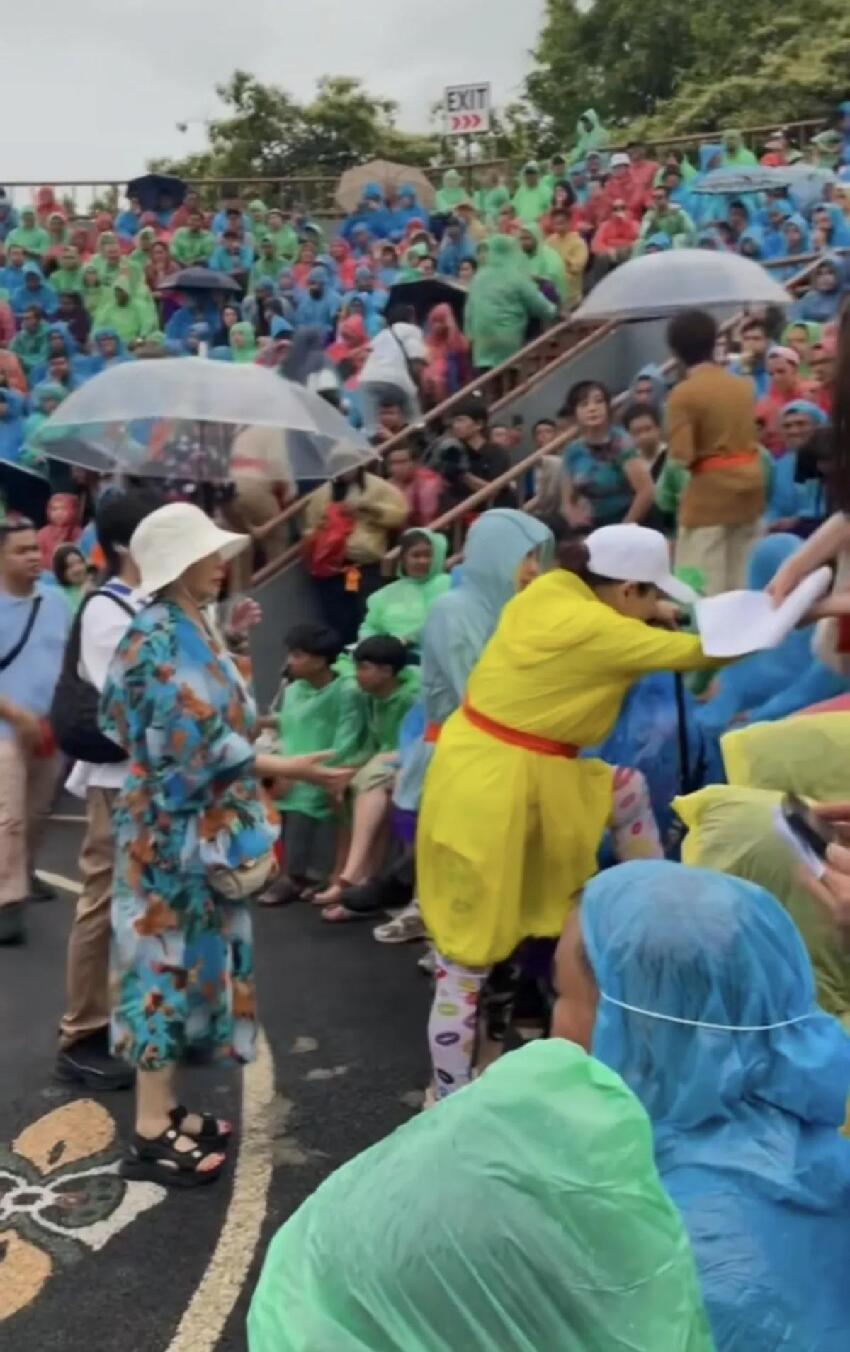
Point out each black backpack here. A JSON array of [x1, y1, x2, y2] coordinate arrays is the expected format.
[[50, 588, 136, 764]]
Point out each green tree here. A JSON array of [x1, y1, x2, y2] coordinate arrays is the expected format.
[[525, 0, 847, 146], [151, 71, 439, 181]]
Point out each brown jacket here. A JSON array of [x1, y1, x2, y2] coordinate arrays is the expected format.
[[666, 363, 764, 528], [304, 473, 408, 564]]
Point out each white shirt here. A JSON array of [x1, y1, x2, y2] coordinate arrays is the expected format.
[[65, 583, 146, 797], [359, 323, 428, 397]]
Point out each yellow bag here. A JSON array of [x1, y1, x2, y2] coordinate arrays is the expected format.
[[675, 785, 850, 1024], [721, 713, 850, 799]]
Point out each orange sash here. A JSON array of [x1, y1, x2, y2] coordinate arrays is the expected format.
[[462, 700, 579, 758]]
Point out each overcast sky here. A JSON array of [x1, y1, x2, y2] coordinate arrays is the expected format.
[[6, 0, 546, 184]]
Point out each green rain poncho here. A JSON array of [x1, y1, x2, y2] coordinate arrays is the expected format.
[[464, 234, 558, 369], [358, 530, 450, 646], [170, 222, 216, 267], [93, 281, 155, 345], [80, 264, 104, 316], [512, 162, 553, 224], [570, 108, 610, 164], [6, 210, 49, 259], [130, 227, 157, 271], [277, 674, 359, 821], [10, 319, 50, 376], [721, 130, 758, 168], [246, 199, 269, 243], [227, 321, 259, 364], [267, 216, 299, 265], [478, 182, 510, 223], [331, 665, 420, 767], [92, 234, 143, 292], [518, 222, 569, 303], [21, 382, 66, 469], [50, 249, 84, 295], [249, 245, 281, 292], [435, 168, 467, 214], [248, 1041, 715, 1352]]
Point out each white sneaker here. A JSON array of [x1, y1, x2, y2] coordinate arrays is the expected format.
[[373, 901, 427, 945], [417, 945, 436, 976]]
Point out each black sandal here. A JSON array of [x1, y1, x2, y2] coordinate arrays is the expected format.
[[119, 1127, 225, 1189], [169, 1104, 233, 1148]]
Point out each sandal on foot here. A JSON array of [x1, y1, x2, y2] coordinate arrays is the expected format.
[[169, 1105, 233, 1147], [321, 902, 372, 924], [311, 878, 353, 908], [119, 1128, 225, 1189]]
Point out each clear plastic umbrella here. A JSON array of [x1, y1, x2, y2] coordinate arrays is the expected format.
[[574, 249, 791, 320], [692, 168, 790, 195], [38, 357, 373, 483]]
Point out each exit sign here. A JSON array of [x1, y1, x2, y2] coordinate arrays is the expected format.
[[444, 83, 492, 136]]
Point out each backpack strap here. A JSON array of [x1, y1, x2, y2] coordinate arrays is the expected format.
[[60, 587, 136, 684], [0, 595, 42, 672]]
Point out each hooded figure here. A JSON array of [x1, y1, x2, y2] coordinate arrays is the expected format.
[[30, 320, 91, 385], [436, 219, 476, 276], [212, 320, 258, 365], [435, 168, 467, 215], [6, 207, 50, 259], [248, 1040, 714, 1352], [93, 280, 154, 344], [812, 200, 850, 249], [340, 183, 392, 242], [580, 859, 850, 1352], [394, 511, 553, 812], [358, 529, 451, 649], [629, 363, 668, 413], [10, 312, 50, 376], [696, 534, 844, 734], [294, 266, 341, 339], [792, 254, 845, 323], [89, 326, 131, 374], [512, 162, 552, 224], [387, 184, 425, 240], [422, 302, 471, 404], [464, 234, 558, 371], [21, 381, 67, 469], [570, 109, 610, 165], [0, 387, 26, 463], [266, 210, 299, 265], [773, 212, 812, 280], [10, 262, 58, 318], [517, 222, 568, 303], [690, 145, 727, 225], [720, 129, 758, 167]]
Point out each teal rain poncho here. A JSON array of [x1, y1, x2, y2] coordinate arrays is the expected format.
[[721, 129, 757, 168], [512, 162, 553, 223], [518, 222, 568, 302], [463, 234, 557, 369], [435, 168, 467, 214], [93, 281, 155, 345], [357, 529, 450, 646], [394, 510, 553, 811], [569, 108, 609, 164], [582, 859, 850, 1352], [248, 1040, 714, 1352]]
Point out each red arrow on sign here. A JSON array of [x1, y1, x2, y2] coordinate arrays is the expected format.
[[449, 113, 483, 133]]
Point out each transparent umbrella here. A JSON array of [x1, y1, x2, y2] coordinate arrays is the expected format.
[[574, 249, 791, 320], [38, 357, 373, 483]]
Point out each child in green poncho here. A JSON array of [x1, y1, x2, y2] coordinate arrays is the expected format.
[[267, 623, 354, 906], [357, 529, 450, 653], [315, 636, 420, 922]]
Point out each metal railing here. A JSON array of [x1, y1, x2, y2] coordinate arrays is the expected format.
[[247, 316, 613, 587]]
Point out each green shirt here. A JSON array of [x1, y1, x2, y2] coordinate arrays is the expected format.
[[332, 668, 421, 768], [277, 675, 355, 820]]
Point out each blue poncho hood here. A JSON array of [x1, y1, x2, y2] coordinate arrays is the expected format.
[[582, 859, 850, 1352]]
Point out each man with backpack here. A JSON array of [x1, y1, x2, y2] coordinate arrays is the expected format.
[[0, 518, 69, 946], [54, 489, 160, 1090]]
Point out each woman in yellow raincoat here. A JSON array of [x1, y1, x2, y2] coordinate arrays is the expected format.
[[418, 523, 723, 1099]]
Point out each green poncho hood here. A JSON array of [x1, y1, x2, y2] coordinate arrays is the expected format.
[[229, 320, 258, 364], [518, 222, 568, 302], [357, 529, 451, 646], [248, 1041, 714, 1352], [571, 108, 610, 163], [436, 168, 467, 213]]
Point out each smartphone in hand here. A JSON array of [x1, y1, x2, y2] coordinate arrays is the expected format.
[[774, 794, 839, 879]]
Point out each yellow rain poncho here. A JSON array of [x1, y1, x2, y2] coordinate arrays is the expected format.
[[417, 568, 711, 967]]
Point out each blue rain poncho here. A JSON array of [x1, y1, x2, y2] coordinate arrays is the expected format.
[[386, 183, 426, 241], [293, 267, 341, 338], [629, 361, 668, 411], [0, 388, 26, 462], [30, 320, 93, 385], [773, 212, 811, 281], [10, 262, 58, 318], [767, 402, 829, 526], [697, 535, 845, 733], [792, 254, 846, 323], [393, 510, 553, 811], [248, 1039, 714, 1352], [582, 859, 850, 1352], [340, 183, 392, 242]]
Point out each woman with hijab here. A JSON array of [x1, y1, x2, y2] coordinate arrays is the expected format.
[[145, 238, 175, 296], [792, 255, 846, 324], [556, 859, 850, 1351], [435, 168, 467, 215], [248, 1040, 714, 1352], [781, 319, 821, 375], [51, 542, 89, 613], [421, 301, 471, 405]]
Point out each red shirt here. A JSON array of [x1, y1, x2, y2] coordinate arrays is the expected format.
[[591, 216, 640, 254]]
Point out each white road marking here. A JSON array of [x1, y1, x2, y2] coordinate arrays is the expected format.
[[166, 1027, 276, 1352], [35, 870, 82, 896]]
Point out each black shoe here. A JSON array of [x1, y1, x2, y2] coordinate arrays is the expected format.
[[30, 873, 56, 903], [0, 902, 25, 946], [344, 875, 413, 916], [55, 1034, 135, 1091]]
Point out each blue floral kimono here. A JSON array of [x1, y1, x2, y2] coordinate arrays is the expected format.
[[99, 601, 278, 1070]]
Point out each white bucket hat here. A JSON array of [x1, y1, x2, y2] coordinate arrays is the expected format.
[[585, 524, 698, 605], [130, 502, 248, 594]]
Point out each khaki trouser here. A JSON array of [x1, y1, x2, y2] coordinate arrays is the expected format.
[[59, 787, 117, 1049], [675, 521, 762, 597], [0, 738, 61, 906], [224, 479, 289, 592]]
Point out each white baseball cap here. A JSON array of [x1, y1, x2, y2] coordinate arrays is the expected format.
[[130, 502, 249, 594], [610, 152, 631, 168], [585, 524, 698, 604]]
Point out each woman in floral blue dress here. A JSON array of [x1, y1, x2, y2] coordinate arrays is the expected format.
[[100, 503, 347, 1188]]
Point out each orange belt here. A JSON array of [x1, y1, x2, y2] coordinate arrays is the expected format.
[[462, 699, 579, 758], [424, 722, 443, 744], [693, 451, 758, 474]]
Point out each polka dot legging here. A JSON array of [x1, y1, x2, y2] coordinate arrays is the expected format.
[[428, 766, 661, 1099]]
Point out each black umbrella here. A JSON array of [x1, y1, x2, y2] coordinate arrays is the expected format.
[[127, 173, 187, 211], [158, 267, 241, 295], [387, 275, 467, 327]]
